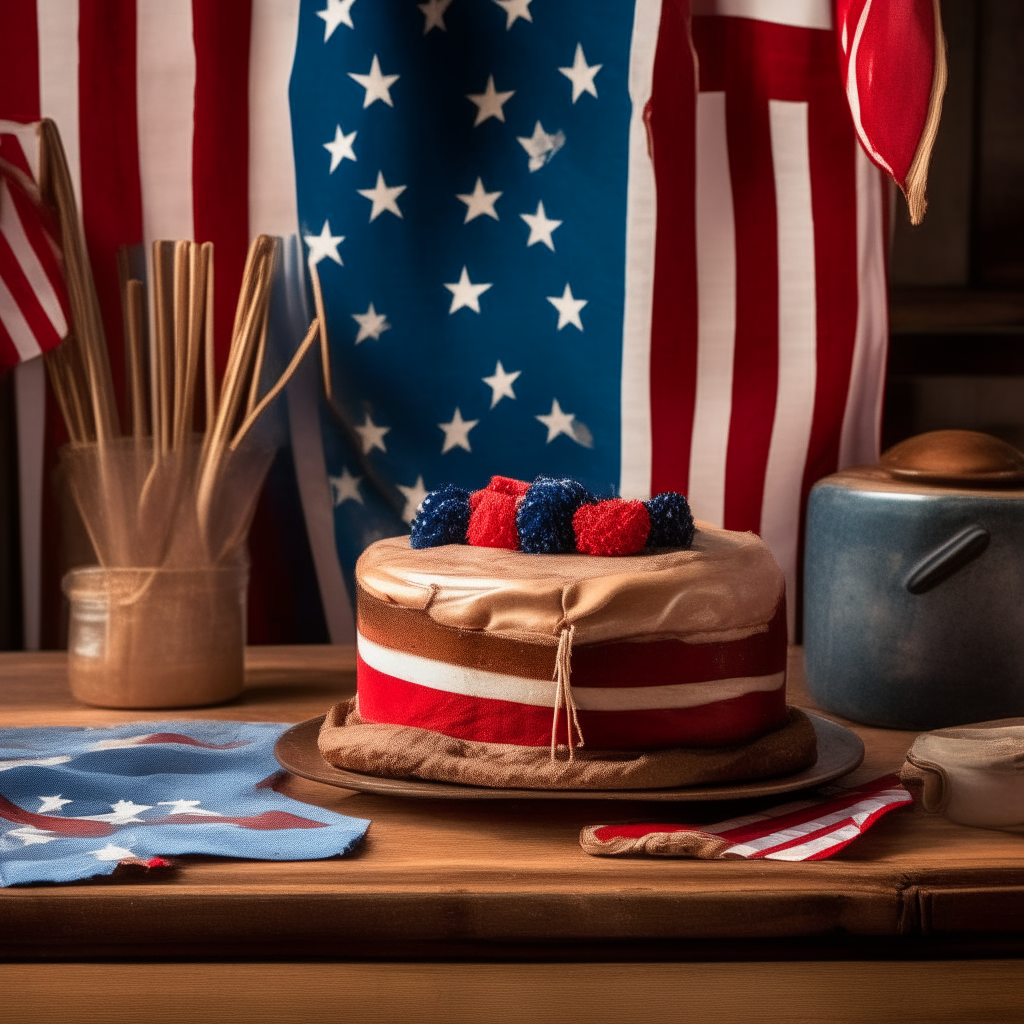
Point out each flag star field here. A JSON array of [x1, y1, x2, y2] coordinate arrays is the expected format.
[[291, 0, 635, 573]]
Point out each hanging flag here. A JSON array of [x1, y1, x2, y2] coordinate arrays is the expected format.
[[835, 0, 947, 224], [0, 0, 929, 642], [0, 123, 69, 372]]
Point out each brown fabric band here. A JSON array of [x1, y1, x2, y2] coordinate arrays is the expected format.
[[317, 699, 817, 791]]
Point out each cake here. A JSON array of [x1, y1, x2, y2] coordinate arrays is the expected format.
[[318, 478, 816, 790]]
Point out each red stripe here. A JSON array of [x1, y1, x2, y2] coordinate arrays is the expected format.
[[648, 0, 698, 495], [0, 0, 40, 123], [356, 654, 787, 750], [693, 19, 779, 534], [192, 0, 252, 379], [152, 810, 327, 830], [0, 794, 113, 838], [0, 228, 61, 351], [79, 0, 144, 427]]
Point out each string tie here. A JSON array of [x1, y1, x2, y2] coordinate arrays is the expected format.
[[551, 624, 584, 761]]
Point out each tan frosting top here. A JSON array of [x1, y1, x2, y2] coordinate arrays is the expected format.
[[356, 522, 784, 646]]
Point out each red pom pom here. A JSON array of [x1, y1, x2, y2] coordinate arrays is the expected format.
[[573, 499, 650, 556], [467, 490, 520, 549], [487, 475, 530, 497]]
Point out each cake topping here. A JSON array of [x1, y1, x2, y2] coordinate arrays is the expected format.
[[410, 474, 695, 555]]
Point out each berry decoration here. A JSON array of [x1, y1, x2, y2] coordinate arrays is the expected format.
[[466, 489, 520, 549], [573, 498, 651, 556], [409, 484, 471, 549], [644, 491, 695, 548], [517, 476, 593, 554]]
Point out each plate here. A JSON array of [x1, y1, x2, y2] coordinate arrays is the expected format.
[[273, 711, 864, 802]]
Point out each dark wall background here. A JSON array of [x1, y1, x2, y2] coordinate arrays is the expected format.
[[886, 0, 1024, 449]]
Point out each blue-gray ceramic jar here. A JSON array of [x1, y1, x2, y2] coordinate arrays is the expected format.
[[803, 431, 1024, 730]]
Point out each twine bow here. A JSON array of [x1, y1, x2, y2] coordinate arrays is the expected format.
[[551, 624, 585, 761]]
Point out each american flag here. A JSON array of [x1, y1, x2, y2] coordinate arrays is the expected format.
[[580, 773, 912, 861], [0, 720, 368, 886], [0, 0, 943, 646], [0, 123, 69, 370]]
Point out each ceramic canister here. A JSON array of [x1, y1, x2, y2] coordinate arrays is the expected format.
[[803, 431, 1024, 730]]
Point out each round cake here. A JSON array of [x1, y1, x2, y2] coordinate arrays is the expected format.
[[318, 517, 816, 790]]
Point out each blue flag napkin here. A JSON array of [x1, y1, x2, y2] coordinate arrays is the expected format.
[[0, 721, 369, 887]]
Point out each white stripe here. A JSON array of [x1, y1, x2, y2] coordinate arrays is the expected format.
[[0, 181, 67, 340], [358, 632, 783, 711], [250, 0, 302, 237], [37, 0, 82, 208], [0, 274, 41, 362], [687, 92, 735, 528], [618, 0, 662, 500], [761, 822, 862, 861], [722, 791, 909, 856], [838, 146, 887, 468], [760, 100, 816, 641], [137, 0, 196, 248], [691, 0, 832, 30], [0, 123, 42, 182]]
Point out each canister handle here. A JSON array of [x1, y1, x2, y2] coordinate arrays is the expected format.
[[905, 525, 990, 595]]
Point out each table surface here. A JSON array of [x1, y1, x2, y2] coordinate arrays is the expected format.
[[2, 645, 1023, 963]]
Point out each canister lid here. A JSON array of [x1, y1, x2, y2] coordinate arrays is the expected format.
[[879, 430, 1024, 487]]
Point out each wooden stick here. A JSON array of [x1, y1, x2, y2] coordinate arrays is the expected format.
[[45, 346, 85, 444], [171, 240, 190, 449], [230, 317, 319, 452], [38, 119, 119, 440], [152, 241, 174, 455], [125, 280, 148, 440], [308, 258, 332, 401], [203, 242, 216, 434], [245, 311, 268, 418]]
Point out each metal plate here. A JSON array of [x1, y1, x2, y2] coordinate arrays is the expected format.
[[274, 712, 864, 802]]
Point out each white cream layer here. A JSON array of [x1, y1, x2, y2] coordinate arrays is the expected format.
[[357, 632, 784, 712]]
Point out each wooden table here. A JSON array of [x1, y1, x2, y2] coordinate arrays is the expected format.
[[3, 647, 1023, 1024]]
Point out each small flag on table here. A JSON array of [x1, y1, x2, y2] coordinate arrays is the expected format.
[[0, 720, 369, 887]]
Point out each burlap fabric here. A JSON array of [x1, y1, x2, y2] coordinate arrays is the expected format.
[[318, 699, 817, 790]]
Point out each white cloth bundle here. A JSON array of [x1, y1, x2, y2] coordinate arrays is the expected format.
[[901, 719, 1024, 831]]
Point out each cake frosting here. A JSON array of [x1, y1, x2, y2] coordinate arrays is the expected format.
[[351, 522, 789, 753]]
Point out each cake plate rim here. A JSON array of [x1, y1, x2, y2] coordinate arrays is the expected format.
[[273, 711, 864, 802]]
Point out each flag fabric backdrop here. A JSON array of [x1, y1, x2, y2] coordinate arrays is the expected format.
[[0, 0, 940, 645]]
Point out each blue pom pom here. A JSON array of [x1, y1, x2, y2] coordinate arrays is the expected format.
[[644, 491, 695, 548], [517, 477, 593, 554], [410, 484, 471, 548]]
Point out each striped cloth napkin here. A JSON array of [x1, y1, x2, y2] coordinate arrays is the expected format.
[[580, 774, 911, 861]]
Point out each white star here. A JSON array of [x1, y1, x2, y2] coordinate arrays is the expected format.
[[317, 0, 356, 41], [157, 800, 221, 816], [466, 75, 515, 126], [349, 55, 400, 108], [418, 0, 453, 33], [358, 171, 406, 221], [493, 0, 532, 29], [482, 360, 521, 408], [37, 795, 73, 814], [520, 200, 562, 250], [352, 302, 391, 343], [397, 475, 429, 524], [438, 408, 479, 454], [355, 413, 390, 454], [456, 178, 502, 223], [559, 43, 602, 102], [444, 266, 492, 314], [517, 121, 565, 172], [7, 826, 59, 846], [324, 125, 357, 172], [89, 843, 135, 862], [547, 283, 587, 331], [304, 220, 344, 266], [79, 799, 153, 824], [329, 466, 364, 506], [536, 399, 578, 443]]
